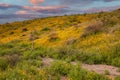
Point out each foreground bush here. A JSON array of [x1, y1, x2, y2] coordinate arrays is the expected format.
[[115, 76, 120, 80], [50, 61, 72, 76], [0, 58, 8, 71]]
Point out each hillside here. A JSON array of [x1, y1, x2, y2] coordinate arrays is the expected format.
[[0, 9, 120, 80]]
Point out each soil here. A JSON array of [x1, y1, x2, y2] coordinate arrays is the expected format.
[[42, 58, 120, 80]]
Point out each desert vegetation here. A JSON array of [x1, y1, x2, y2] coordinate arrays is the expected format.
[[0, 9, 120, 80]]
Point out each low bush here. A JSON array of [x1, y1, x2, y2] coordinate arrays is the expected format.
[[23, 46, 47, 59], [48, 32, 59, 42], [50, 61, 72, 76], [104, 70, 110, 75], [0, 58, 8, 71], [9, 31, 14, 35], [41, 27, 50, 32], [112, 57, 120, 67], [68, 64, 87, 80], [81, 21, 103, 38], [2, 70, 28, 80], [22, 28, 28, 32], [115, 76, 120, 80], [5, 54, 21, 67]]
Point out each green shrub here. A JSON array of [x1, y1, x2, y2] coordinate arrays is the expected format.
[[22, 28, 28, 32], [68, 64, 87, 80], [112, 57, 120, 67], [4, 70, 28, 80], [41, 27, 50, 31], [86, 71, 110, 80], [23, 46, 47, 59], [104, 70, 110, 75], [9, 31, 14, 35], [115, 76, 120, 80], [0, 58, 8, 71], [72, 51, 103, 64], [28, 59, 43, 67], [53, 46, 79, 60], [50, 61, 72, 76], [0, 49, 11, 56]]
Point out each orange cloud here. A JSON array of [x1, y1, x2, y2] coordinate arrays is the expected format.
[[30, 0, 44, 4]]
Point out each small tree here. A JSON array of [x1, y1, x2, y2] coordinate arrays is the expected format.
[[29, 32, 35, 51], [29, 30, 39, 51]]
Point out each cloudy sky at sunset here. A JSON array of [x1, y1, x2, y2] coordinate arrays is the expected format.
[[0, 0, 120, 23]]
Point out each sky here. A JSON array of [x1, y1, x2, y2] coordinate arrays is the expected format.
[[0, 0, 120, 24]]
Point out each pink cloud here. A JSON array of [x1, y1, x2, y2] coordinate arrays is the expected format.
[[0, 3, 11, 7], [30, 0, 44, 4], [23, 5, 67, 10], [22, 5, 68, 14], [15, 10, 29, 14], [15, 10, 41, 16]]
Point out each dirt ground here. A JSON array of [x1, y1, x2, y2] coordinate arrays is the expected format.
[[82, 64, 120, 78], [42, 58, 120, 80]]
